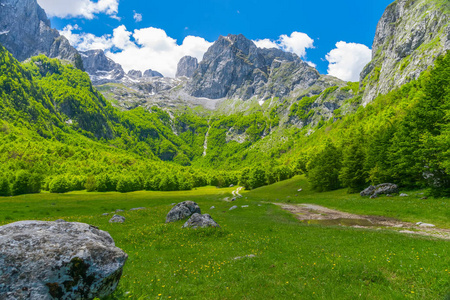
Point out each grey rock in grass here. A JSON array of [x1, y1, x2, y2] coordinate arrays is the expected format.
[[231, 197, 236, 202], [0, 220, 127, 299], [241, 205, 249, 208], [370, 194, 378, 199], [166, 201, 201, 223], [361, 183, 398, 197], [229, 206, 238, 211], [130, 207, 145, 211], [399, 193, 409, 197], [182, 213, 220, 229], [234, 254, 256, 260], [109, 215, 125, 223], [210, 206, 215, 210], [102, 213, 109, 216], [115, 209, 124, 213]]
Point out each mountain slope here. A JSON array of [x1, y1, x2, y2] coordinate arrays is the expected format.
[[0, 0, 82, 68], [361, 0, 450, 104]]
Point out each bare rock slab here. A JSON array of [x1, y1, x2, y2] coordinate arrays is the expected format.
[[182, 213, 220, 229], [166, 201, 201, 223], [0, 221, 127, 300]]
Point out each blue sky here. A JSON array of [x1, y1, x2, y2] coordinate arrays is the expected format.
[[38, 0, 394, 79]]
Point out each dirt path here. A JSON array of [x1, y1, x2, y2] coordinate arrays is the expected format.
[[274, 203, 450, 240]]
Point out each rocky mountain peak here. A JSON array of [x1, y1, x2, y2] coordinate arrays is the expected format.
[[80, 49, 125, 84], [176, 56, 198, 78], [185, 33, 318, 100], [143, 69, 163, 78], [0, 0, 81, 68]]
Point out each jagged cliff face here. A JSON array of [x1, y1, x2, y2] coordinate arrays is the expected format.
[[176, 56, 198, 78], [186, 34, 320, 100], [80, 50, 125, 84], [0, 0, 81, 67], [361, 0, 450, 105]]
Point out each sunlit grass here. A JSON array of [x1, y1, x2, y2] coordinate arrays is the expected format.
[[0, 180, 449, 299]]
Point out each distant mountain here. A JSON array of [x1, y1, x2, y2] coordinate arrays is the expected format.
[[0, 0, 82, 68], [360, 0, 450, 104], [79, 50, 125, 85], [176, 56, 199, 78], [186, 34, 320, 100]]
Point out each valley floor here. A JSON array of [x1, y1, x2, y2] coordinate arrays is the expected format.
[[0, 176, 449, 299]]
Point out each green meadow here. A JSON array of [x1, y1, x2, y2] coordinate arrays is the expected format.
[[0, 176, 449, 299]]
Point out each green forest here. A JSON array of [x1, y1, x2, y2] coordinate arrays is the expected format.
[[0, 43, 449, 197]]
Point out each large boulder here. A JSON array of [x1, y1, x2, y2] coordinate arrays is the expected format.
[[360, 183, 399, 197], [165, 201, 201, 223], [0, 221, 127, 299], [182, 213, 220, 229]]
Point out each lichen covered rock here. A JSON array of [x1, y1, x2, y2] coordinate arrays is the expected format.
[[0, 220, 127, 299], [182, 213, 220, 229]]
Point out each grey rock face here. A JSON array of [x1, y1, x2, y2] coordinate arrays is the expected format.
[[79, 49, 125, 84], [143, 69, 163, 78], [128, 70, 143, 78], [130, 207, 146, 211], [186, 34, 319, 100], [166, 201, 201, 223], [0, 221, 127, 299], [0, 0, 81, 67], [182, 213, 220, 228], [176, 56, 199, 78], [361, 183, 399, 197], [361, 0, 450, 104], [109, 215, 125, 223]]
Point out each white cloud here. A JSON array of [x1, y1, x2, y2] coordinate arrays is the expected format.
[[61, 25, 212, 77], [326, 41, 372, 82], [253, 32, 315, 59], [37, 0, 119, 19], [306, 61, 317, 68], [133, 11, 142, 23]]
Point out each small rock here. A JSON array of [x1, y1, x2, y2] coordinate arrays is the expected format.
[[420, 197, 428, 200], [223, 197, 230, 201], [210, 206, 215, 210], [231, 197, 236, 201], [182, 213, 220, 229], [102, 213, 109, 216], [166, 201, 201, 223], [400, 230, 417, 234], [258, 204, 262, 207], [115, 209, 124, 213], [400, 193, 408, 197], [109, 215, 125, 223], [234, 254, 256, 260], [55, 219, 66, 223], [370, 194, 378, 199], [297, 189, 302, 192], [393, 224, 403, 228], [241, 205, 249, 208], [386, 194, 392, 197], [130, 207, 145, 211], [229, 206, 238, 211], [360, 185, 375, 196], [418, 223, 435, 228], [171, 203, 176, 206], [229, 184, 234, 187]]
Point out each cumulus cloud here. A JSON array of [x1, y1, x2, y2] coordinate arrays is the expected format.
[[133, 11, 142, 23], [253, 32, 314, 59], [326, 41, 372, 82], [37, 0, 119, 19], [61, 25, 212, 77]]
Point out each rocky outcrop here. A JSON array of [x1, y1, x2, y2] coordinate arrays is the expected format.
[[166, 201, 201, 222], [0, 0, 82, 68], [0, 221, 127, 299], [186, 34, 320, 100], [128, 70, 143, 79], [182, 213, 220, 228], [109, 215, 125, 223], [143, 69, 163, 78], [80, 49, 125, 84], [360, 0, 450, 105], [176, 56, 198, 78], [360, 183, 399, 197]]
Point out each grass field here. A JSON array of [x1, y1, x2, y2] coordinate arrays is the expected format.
[[0, 176, 449, 299]]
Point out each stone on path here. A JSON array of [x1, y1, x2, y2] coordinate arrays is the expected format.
[[416, 222, 435, 228], [0, 221, 127, 299]]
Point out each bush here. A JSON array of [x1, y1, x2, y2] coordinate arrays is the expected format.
[[49, 176, 70, 193], [11, 170, 41, 196], [0, 177, 11, 196]]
